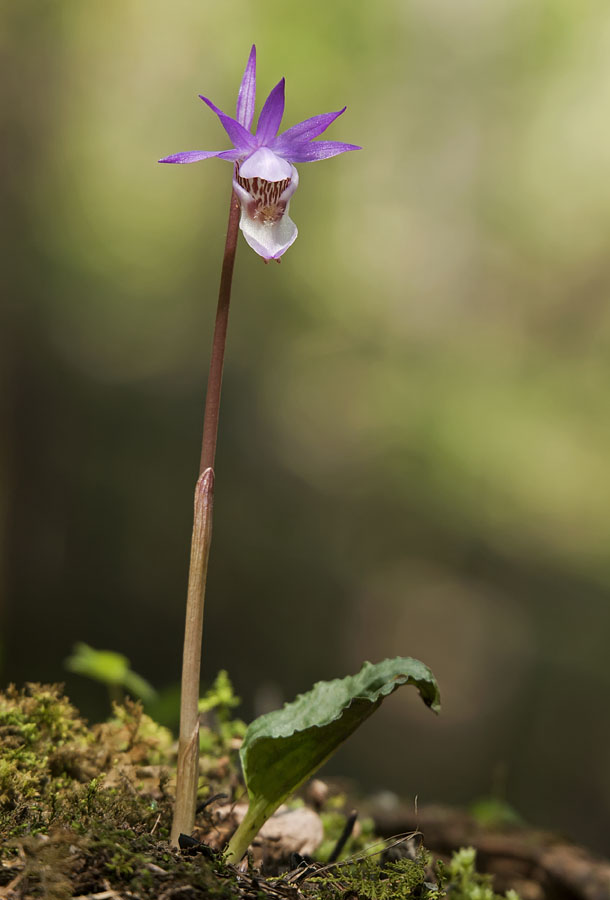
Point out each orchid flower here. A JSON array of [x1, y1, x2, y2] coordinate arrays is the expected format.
[[159, 46, 360, 260]]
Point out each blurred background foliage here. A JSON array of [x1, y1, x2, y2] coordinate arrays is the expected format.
[[2, 0, 610, 854]]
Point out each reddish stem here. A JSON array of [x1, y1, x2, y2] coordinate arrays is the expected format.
[[171, 187, 241, 845], [199, 190, 241, 474]]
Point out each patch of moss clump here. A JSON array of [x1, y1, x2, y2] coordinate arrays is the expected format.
[[0, 683, 173, 842], [305, 846, 520, 900], [0, 684, 245, 899], [306, 849, 441, 900]]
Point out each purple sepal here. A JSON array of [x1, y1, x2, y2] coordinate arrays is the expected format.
[[158, 150, 223, 164], [273, 108, 346, 149], [256, 78, 286, 144], [236, 45, 256, 129], [199, 96, 257, 152], [284, 140, 361, 162]]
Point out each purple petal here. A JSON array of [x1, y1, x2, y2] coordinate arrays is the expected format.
[[238, 147, 293, 181], [284, 140, 361, 163], [158, 150, 223, 164], [236, 45, 256, 130], [256, 78, 285, 144], [199, 95, 257, 152], [272, 108, 346, 150]]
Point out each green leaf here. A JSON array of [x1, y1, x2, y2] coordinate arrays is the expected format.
[[225, 657, 439, 863]]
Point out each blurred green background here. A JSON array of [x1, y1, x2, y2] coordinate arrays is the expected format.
[[2, 0, 610, 854]]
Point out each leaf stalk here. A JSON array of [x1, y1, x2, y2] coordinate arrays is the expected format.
[[225, 797, 269, 865]]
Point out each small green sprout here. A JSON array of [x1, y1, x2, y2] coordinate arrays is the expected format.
[[198, 670, 247, 755], [65, 643, 156, 706], [470, 797, 523, 829], [198, 670, 241, 717]]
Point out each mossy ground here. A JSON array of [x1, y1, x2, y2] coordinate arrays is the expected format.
[[0, 683, 236, 899], [0, 684, 518, 900]]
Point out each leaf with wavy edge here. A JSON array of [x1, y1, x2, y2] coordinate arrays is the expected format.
[[225, 657, 440, 863]]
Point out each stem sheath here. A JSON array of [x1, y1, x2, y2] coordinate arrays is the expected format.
[[171, 189, 241, 845], [171, 468, 214, 845]]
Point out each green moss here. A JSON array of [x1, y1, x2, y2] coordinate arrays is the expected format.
[[2, 827, 240, 900], [0, 684, 173, 842], [0, 683, 279, 899], [442, 847, 520, 900], [306, 846, 521, 900], [306, 848, 441, 900]]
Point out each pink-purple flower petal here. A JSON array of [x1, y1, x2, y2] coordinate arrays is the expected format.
[[284, 140, 361, 162], [158, 150, 224, 164], [256, 78, 286, 144], [236, 45, 257, 130], [199, 95, 257, 152], [272, 108, 347, 149]]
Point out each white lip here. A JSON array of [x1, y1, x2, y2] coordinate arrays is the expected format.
[[238, 207, 299, 260]]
